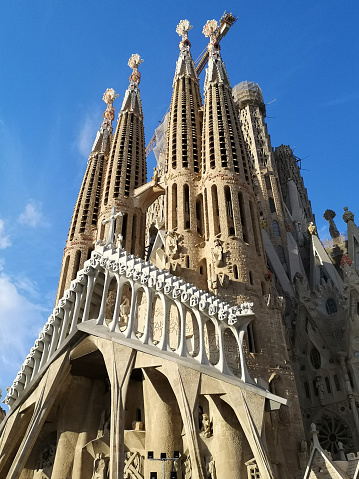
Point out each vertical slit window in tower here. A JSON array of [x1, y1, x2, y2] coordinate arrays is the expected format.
[[334, 374, 341, 391], [249, 271, 253, 285], [131, 215, 137, 254], [211, 185, 220, 235], [238, 192, 249, 243], [105, 127, 119, 204], [59, 255, 70, 298], [224, 186, 235, 236], [304, 381, 310, 398], [80, 158, 97, 232], [215, 86, 227, 168], [233, 265, 239, 280], [171, 87, 178, 169], [122, 213, 128, 250], [87, 248, 93, 261], [265, 175, 271, 190], [72, 250, 81, 281], [114, 124, 126, 198], [124, 114, 134, 197], [172, 184, 177, 229], [70, 168, 88, 240], [92, 156, 104, 224], [249, 201, 261, 254], [269, 197, 276, 213], [196, 194, 204, 236], [135, 121, 139, 188], [204, 189, 209, 240], [247, 323, 256, 353], [208, 89, 215, 169], [184, 184, 190, 229], [186, 255, 190, 268]]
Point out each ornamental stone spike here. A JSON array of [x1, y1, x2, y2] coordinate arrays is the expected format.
[[128, 53, 144, 87], [176, 19, 193, 41], [102, 88, 119, 124], [202, 19, 219, 43]]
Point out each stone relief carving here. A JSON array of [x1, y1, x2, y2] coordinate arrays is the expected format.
[[34, 444, 56, 479], [165, 231, 180, 258], [91, 453, 109, 479], [182, 455, 192, 479], [211, 239, 223, 267], [124, 451, 143, 478], [120, 297, 131, 324], [205, 457, 216, 479], [200, 413, 212, 438]]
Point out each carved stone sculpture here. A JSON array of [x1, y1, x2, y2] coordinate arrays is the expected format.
[[91, 453, 109, 479], [165, 231, 179, 258], [34, 445, 56, 479], [120, 297, 131, 323], [200, 413, 212, 438], [211, 239, 223, 267]]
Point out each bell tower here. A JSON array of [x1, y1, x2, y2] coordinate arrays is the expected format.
[[164, 20, 206, 288], [56, 88, 118, 302], [201, 20, 267, 302], [99, 54, 147, 257]]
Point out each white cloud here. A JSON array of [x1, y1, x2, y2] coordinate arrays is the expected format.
[[0, 272, 48, 400], [77, 112, 101, 157], [0, 220, 11, 249], [18, 200, 45, 228]]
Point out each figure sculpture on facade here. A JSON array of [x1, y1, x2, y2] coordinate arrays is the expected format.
[[200, 413, 212, 438], [120, 297, 131, 323], [34, 444, 56, 478], [211, 239, 223, 267], [91, 453, 109, 479], [116, 233, 123, 250], [308, 222, 317, 236], [165, 231, 179, 258]]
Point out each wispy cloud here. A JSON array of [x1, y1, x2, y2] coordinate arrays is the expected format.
[[0, 220, 11, 249], [18, 200, 46, 228], [0, 272, 48, 397], [77, 112, 101, 157], [320, 94, 359, 109]]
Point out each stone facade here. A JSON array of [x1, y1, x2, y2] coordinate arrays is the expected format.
[[1, 17, 359, 479]]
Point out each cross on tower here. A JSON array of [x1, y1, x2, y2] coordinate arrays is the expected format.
[[102, 206, 124, 247]]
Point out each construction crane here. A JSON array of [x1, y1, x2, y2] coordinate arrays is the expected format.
[[145, 11, 237, 158]]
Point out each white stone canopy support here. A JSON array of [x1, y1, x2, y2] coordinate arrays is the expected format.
[[3, 244, 259, 409]]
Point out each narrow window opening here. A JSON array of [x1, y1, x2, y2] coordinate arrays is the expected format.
[[184, 184, 190, 230]]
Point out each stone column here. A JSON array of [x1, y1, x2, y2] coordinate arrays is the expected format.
[[142, 368, 182, 479]]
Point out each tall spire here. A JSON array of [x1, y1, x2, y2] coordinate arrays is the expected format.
[[203, 20, 231, 91], [56, 88, 118, 302], [172, 19, 197, 83], [99, 54, 146, 256], [120, 54, 144, 116], [164, 20, 205, 287]]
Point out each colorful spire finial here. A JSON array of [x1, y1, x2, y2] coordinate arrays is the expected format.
[[202, 19, 218, 40], [102, 88, 119, 122], [203, 19, 220, 57], [176, 19, 193, 40], [128, 53, 143, 87]]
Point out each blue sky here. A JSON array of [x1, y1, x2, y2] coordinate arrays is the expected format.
[[0, 0, 358, 402]]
